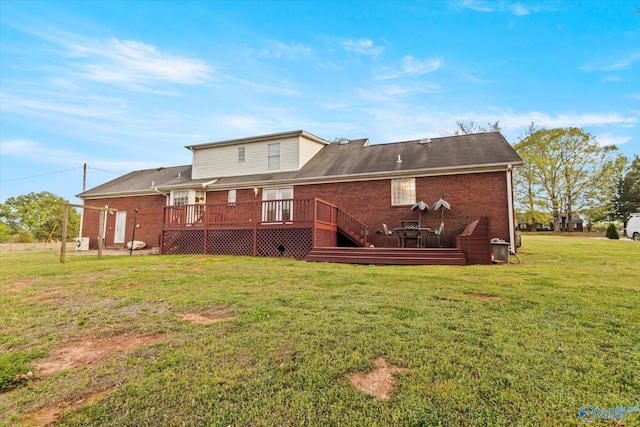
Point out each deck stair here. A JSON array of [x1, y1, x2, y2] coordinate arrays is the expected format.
[[306, 247, 466, 266]]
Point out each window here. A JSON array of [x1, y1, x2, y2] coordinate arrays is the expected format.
[[238, 147, 245, 162], [172, 190, 189, 206], [268, 143, 280, 169], [391, 178, 416, 206], [171, 190, 205, 205], [195, 191, 205, 204], [228, 189, 237, 204]]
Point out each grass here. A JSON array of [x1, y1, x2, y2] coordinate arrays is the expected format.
[[0, 234, 639, 426]]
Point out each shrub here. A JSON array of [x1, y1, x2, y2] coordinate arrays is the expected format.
[[605, 223, 619, 240], [12, 229, 34, 243]]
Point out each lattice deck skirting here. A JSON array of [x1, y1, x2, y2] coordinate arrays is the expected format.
[[162, 227, 314, 260]]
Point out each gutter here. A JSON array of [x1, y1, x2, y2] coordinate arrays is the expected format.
[[506, 164, 516, 254]]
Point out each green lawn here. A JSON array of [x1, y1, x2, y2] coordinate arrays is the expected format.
[[1, 235, 639, 426]]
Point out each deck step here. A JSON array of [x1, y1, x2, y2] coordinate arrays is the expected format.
[[307, 247, 466, 266]]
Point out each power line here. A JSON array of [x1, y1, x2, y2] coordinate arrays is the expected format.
[[87, 166, 121, 175], [0, 166, 84, 183], [595, 108, 640, 140]]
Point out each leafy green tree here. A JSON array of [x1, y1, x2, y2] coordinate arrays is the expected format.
[[514, 127, 620, 231], [0, 192, 79, 241], [0, 222, 11, 242], [614, 155, 640, 225]]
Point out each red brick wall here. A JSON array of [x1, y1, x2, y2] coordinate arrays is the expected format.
[[294, 171, 511, 248], [81, 195, 167, 249], [84, 171, 513, 250]]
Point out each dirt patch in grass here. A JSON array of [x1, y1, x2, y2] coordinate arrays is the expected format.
[[179, 310, 234, 325], [467, 292, 503, 301], [348, 357, 409, 401], [32, 333, 164, 379], [19, 388, 112, 427], [116, 283, 142, 290]]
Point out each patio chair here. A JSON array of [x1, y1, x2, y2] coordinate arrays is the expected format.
[[400, 221, 421, 248], [432, 222, 445, 247], [382, 223, 399, 247]]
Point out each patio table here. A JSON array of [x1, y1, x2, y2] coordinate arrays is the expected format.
[[394, 226, 435, 248]]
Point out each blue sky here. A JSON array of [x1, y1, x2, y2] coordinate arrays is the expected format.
[[1, 0, 638, 204]]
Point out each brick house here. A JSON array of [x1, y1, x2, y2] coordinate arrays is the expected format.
[[78, 130, 522, 264]]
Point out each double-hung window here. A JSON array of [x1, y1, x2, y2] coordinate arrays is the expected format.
[[268, 143, 280, 169], [238, 147, 245, 162], [391, 178, 416, 206]]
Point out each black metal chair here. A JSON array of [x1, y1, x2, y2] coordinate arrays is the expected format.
[[400, 221, 421, 248]]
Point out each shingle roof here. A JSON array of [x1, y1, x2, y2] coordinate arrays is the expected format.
[[78, 165, 197, 198], [297, 132, 522, 179], [79, 131, 522, 198]]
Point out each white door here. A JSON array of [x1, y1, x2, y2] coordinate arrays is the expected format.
[[114, 211, 127, 244], [262, 187, 293, 223]]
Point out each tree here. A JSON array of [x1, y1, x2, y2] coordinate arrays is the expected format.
[[0, 192, 80, 241], [614, 155, 640, 225], [514, 128, 620, 231], [444, 120, 502, 136]]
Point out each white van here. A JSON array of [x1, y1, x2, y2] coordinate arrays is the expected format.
[[625, 213, 640, 241]]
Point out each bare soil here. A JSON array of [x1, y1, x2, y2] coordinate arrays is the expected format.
[[18, 389, 112, 427], [179, 311, 234, 325], [348, 357, 410, 401], [32, 333, 164, 378]]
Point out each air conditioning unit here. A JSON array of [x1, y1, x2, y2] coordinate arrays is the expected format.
[[75, 237, 90, 251]]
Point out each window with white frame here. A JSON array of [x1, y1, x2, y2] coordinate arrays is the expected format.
[[195, 190, 205, 204], [268, 143, 280, 169], [172, 190, 189, 206], [391, 178, 416, 206], [228, 189, 237, 204], [171, 190, 205, 205], [238, 147, 245, 162]]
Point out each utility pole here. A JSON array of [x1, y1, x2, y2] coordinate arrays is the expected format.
[[78, 163, 87, 239]]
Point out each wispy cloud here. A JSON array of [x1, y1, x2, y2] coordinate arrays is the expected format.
[[0, 139, 160, 171], [250, 40, 312, 59], [580, 52, 640, 71], [341, 39, 384, 56], [376, 56, 442, 80], [459, 0, 549, 15], [67, 38, 211, 88]]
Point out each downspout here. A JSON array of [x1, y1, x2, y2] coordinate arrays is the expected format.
[[506, 164, 515, 254]]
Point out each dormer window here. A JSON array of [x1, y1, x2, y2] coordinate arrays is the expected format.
[[268, 143, 280, 169]]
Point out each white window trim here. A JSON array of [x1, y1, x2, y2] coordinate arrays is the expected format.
[[268, 143, 280, 169], [170, 189, 206, 206], [238, 147, 245, 163], [391, 178, 416, 206], [228, 189, 237, 204]]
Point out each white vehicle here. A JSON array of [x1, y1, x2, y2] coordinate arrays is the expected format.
[[625, 213, 640, 241]]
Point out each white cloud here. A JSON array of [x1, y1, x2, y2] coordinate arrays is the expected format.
[[252, 40, 312, 59], [580, 52, 640, 72], [595, 135, 631, 147], [341, 39, 384, 56], [460, 0, 493, 13], [376, 56, 442, 80], [401, 56, 442, 75], [509, 3, 531, 16], [67, 38, 211, 88]]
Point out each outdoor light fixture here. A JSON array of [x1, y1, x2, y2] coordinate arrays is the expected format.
[[254, 187, 259, 197], [129, 206, 140, 256]]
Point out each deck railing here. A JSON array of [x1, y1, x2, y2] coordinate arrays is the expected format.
[[163, 197, 368, 246]]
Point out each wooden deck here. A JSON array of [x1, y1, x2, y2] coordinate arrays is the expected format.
[[307, 247, 466, 265]]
